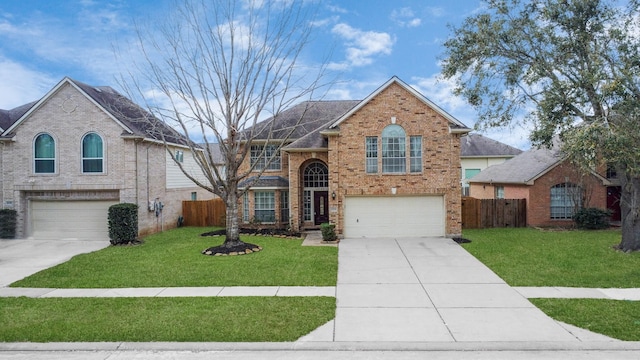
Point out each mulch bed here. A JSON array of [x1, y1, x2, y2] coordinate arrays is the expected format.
[[452, 237, 471, 244], [201, 228, 302, 238]]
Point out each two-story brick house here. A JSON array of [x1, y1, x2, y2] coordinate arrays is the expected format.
[[0, 77, 213, 240], [239, 77, 471, 238]]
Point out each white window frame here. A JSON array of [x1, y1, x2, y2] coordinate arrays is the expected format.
[[365, 136, 378, 173], [34, 133, 56, 174], [254, 191, 276, 223], [81, 132, 105, 174], [382, 125, 406, 174], [250, 144, 281, 171], [409, 136, 422, 173]]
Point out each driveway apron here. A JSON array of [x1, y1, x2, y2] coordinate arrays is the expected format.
[[334, 237, 579, 342], [0, 239, 108, 287]]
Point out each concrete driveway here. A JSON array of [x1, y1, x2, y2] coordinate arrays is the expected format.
[[0, 239, 109, 287], [329, 237, 603, 343]]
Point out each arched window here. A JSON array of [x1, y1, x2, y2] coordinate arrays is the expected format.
[[34, 133, 55, 173], [382, 125, 406, 173], [550, 183, 582, 219], [303, 162, 328, 188], [82, 132, 104, 173]]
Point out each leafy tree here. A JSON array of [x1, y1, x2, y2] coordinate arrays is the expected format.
[[120, 0, 328, 254], [441, 0, 640, 251]]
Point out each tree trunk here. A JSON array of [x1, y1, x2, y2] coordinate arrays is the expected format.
[[617, 171, 640, 252], [224, 189, 242, 246]]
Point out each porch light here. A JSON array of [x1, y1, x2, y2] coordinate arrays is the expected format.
[[331, 191, 336, 200]]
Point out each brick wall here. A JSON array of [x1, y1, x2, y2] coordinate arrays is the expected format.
[[327, 82, 463, 237], [2, 82, 213, 238]]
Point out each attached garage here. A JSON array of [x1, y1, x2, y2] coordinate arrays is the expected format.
[[343, 196, 445, 238], [30, 200, 118, 240]]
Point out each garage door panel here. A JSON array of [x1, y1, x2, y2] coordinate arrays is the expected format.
[[344, 196, 444, 238], [31, 201, 118, 240]]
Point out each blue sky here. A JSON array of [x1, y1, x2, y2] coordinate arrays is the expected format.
[[0, 0, 532, 149]]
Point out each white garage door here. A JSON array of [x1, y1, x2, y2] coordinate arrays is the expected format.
[[344, 196, 445, 238], [31, 200, 118, 240]]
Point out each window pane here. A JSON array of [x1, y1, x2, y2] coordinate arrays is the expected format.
[[82, 133, 103, 173], [550, 183, 582, 219], [34, 134, 55, 173], [382, 125, 406, 173], [365, 137, 378, 173], [35, 160, 54, 173], [303, 162, 328, 187], [410, 136, 422, 173], [280, 191, 289, 223], [250, 144, 281, 170], [254, 191, 275, 222]]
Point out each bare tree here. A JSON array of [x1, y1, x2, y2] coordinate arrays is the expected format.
[[119, 0, 328, 254]]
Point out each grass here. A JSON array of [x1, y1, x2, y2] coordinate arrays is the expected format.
[[461, 228, 640, 288], [462, 227, 640, 341], [0, 296, 335, 342], [11, 227, 338, 288], [531, 299, 640, 341]]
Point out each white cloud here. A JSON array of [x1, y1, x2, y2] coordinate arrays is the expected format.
[[329, 23, 394, 70], [411, 73, 531, 150], [390, 7, 422, 27], [0, 58, 57, 109]]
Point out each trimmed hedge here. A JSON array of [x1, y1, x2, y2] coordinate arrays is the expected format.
[[108, 203, 139, 245], [573, 208, 611, 230], [0, 209, 17, 239], [320, 223, 337, 241]]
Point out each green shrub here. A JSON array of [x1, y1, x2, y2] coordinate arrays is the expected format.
[[320, 223, 337, 241], [108, 203, 139, 245], [573, 207, 611, 230], [0, 209, 17, 239]]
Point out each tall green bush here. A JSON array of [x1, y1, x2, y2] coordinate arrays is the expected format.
[[108, 203, 139, 245], [0, 209, 17, 239]]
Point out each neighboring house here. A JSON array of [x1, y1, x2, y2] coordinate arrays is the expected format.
[[468, 140, 615, 227], [0, 77, 214, 240], [238, 76, 471, 238], [460, 134, 522, 196]]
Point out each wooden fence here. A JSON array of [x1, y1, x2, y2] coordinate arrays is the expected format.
[[182, 199, 226, 227], [462, 197, 527, 229]]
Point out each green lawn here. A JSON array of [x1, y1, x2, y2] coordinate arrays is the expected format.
[[12, 227, 338, 288], [531, 299, 640, 341], [462, 227, 640, 341], [462, 228, 640, 288], [2, 227, 338, 342], [0, 297, 335, 342]]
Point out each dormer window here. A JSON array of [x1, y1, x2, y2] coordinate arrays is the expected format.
[[34, 133, 55, 174]]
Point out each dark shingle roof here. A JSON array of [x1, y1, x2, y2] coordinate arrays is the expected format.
[[461, 134, 522, 157], [248, 100, 360, 142], [69, 79, 190, 146], [238, 176, 289, 188], [0, 101, 37, 131]]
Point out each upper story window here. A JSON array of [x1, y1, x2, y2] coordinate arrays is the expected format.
[[495, 186, 505, 199], [250, 144, 280, 171], [550, 182, 582, 219], [82, 132, 104, 173], [365, 137, 378, 173], [175, 150, 184, 163], [34, 133, 55, 174], [409, 136, 422, 173], [382, 125, 406, 173]]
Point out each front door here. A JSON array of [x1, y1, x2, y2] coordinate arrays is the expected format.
[[314, 191, 329, 225]]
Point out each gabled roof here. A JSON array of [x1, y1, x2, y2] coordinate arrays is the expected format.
[[461, 134, 522, 157], [249, 100, 360, 142], [329, 76, 471, 133], [2, 77, 190, 147], [469, 139, 609, 185]]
